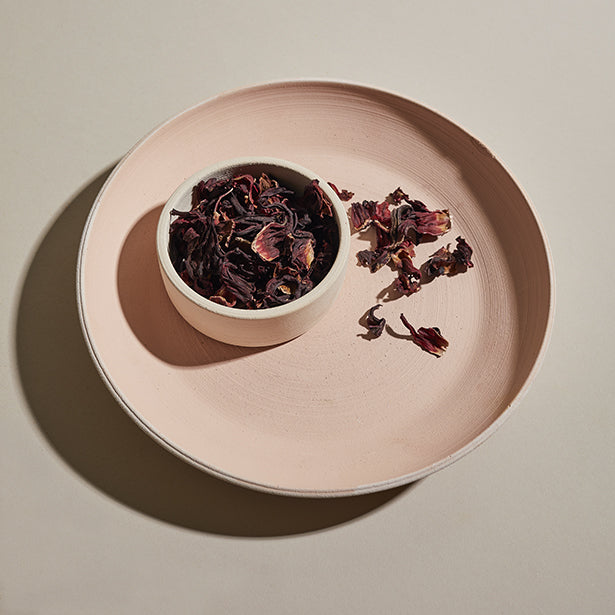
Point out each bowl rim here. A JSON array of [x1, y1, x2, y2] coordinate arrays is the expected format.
[[155, 156, 351, 321]]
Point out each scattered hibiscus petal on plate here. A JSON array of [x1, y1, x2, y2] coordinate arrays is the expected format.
[[400, 313, 449, 357], [364, 304, 386, 338]]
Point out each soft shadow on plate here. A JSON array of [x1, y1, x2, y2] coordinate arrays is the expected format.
[[14, 166, 413, 537], [117, 206, 272, 366]]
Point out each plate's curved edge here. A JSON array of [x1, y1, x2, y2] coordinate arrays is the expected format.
[[76, 78, 556, 498]]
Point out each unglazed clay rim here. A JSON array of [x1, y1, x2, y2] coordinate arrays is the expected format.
[[77, 79, 555, 497], [155, 156, 350, 322]]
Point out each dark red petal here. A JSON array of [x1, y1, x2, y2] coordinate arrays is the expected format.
[[356, 248, 391, 272], [251, 222, 288, 261], [303, 179, 333, 217], [219, 260, 255, 305], [349, 200, 375, 230], [387, 187, 410, 205], [412, 209, 451, 236], [394, 271, 421, 295], [400, 314, 449, 357], [424, 245, 457, 278], [453, 236, 474, 269], [328, 182, 355, 201], [365, 304, 386, 338], [290, 234, 315, 272]]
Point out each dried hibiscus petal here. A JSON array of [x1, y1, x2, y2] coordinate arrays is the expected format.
[[423, 236, 474, 278], [328, 182, 355, 202], [356, 248, 391, 272], [390, 203, 451, 243], [289, 231, 315, 272], [252, 221, 288, 262], [424, 245, 457, 278], [387, 187, 410, 205], [303, 179, 333, 217], [349, 200, 391, 232], [400, 314, 449, 357], [365, 304, 386, 338], [452, 236, 474, 269]]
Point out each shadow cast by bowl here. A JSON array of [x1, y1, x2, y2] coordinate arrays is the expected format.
[[14, 165, 413, 537], [117, 206, 270, 367]]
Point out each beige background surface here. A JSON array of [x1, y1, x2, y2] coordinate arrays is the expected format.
[[2, 1, 613, 613]]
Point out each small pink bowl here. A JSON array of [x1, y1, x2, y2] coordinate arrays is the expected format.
[[156, 157, 351, 347]]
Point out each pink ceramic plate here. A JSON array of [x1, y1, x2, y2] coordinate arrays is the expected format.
[[78, 81, 554, 496]]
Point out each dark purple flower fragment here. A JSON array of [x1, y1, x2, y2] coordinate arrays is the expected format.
[[424, 245, 457, 279], [219, 260, 255, 305], [264, 270, 313, 307], [412, 209, 451, 237], [289, 231, 315, 273], [452, 236, 474, 269], [390, 203, 451, 243], [423, 236, 474, 279], [356, 248, 391, 272], [394, 272, 421, 295], [328, 182, 355, 202], [252, 221, 288, 262], [350, 200, 376, 231], [387, 187, 410, 205], [303, 179, 333, 217], [349, 200, 391, 233], [168, 173, 338, 310], [407, 199, 429, 212], [365, 304, 386, 338], [400, 314, 449, 357], [390, 243, 421, 295]]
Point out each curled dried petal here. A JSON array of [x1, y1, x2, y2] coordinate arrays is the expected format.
[[423, 236, 474, 278], [356, 248, 391, 272], [328, 182, 355, 201], [264, 272, 313, 307], [424, 245, 457, 278], [394, 270, 421, 295], [350, 200, 376, 231], [412, 209, 451, 237], [400, 314, 449, 357], [391, 205, 451, 242], [387, 187, 409, 205], [303, 179, 333, 217], [349, 200, 391, 232], [390, 241, 421, 295], [365, 304, 386, 338], [219, 260, 255, 305], [289, 233, 315, 272], [251, 221, 288, 262], [453, 236, 474, 269]]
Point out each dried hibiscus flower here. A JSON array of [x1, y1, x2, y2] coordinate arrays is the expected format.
[[400, 313, 449, 357], [423, 236, 474, 279], [364, 304, 386, 338], [169, 173, 338, 309]]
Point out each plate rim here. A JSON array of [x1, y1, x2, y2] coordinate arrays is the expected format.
[[76, 78, 556, 497]]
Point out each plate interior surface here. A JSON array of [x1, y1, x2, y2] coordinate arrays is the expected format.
[[79, 81, 553, 495]]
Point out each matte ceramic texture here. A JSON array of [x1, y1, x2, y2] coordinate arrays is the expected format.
[[77, 81, 554, 497], [156, 157, 350, 347]]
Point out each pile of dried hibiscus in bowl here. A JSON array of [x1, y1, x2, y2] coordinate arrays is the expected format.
[[168, 173, 339, 309]]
